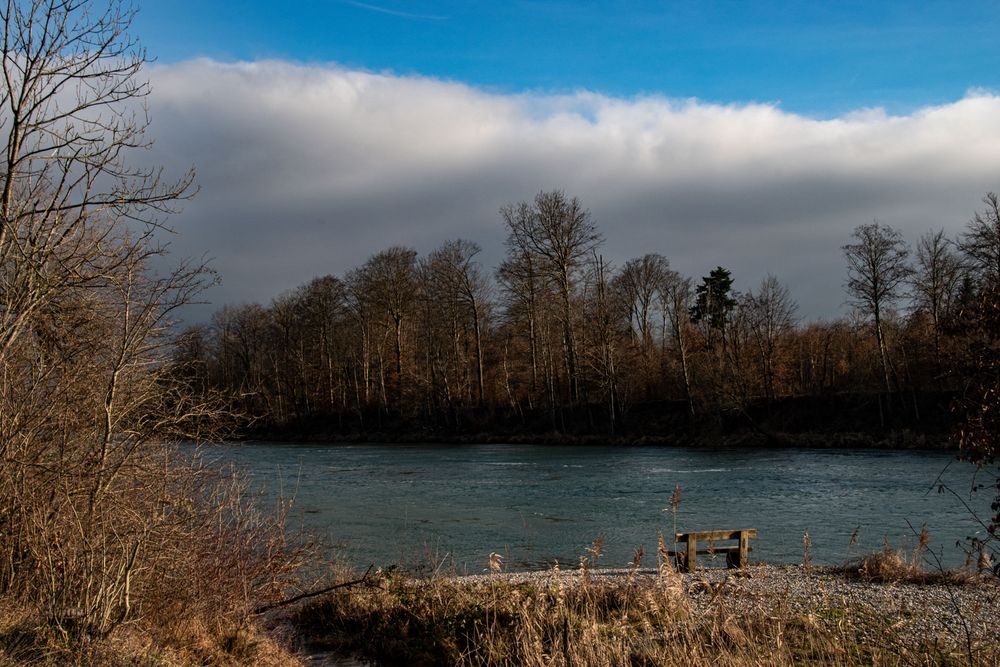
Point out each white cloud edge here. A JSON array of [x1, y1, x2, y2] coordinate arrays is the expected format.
[[142, 58, 1000, 320]]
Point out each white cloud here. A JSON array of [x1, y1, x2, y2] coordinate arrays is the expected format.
[[145, 60, 1000, 320]]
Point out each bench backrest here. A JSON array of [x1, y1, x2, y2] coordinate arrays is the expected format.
[[675, 528, 757, 543]]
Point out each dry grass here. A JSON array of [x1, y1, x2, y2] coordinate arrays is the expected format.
[[0, 450, 312, 666], [0, 602, 302, 666], [293, 557, 990, 666], [837, 531, 976, 586], [839, 549, 973, 586]]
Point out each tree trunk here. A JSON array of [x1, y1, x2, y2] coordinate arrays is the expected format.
[[472, 303, 484, 406]]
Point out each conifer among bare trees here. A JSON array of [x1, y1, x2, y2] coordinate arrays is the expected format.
[[190, 191, 1000, 442]]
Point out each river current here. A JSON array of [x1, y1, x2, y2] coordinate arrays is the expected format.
[[208, 443, 992, 572]]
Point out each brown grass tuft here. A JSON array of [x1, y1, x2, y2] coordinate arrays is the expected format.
[[838, 538, 973, 586]]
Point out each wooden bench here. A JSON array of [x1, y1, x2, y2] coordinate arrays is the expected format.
[[670, 528, 757, 573]]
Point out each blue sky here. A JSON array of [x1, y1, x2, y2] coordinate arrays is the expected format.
[[136, 1, 999, 116], [132, 2, 1000, 320]]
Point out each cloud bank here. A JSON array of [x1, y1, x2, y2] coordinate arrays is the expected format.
[[145, 59, 1000, 320]]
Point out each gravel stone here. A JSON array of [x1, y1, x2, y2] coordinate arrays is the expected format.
[[457, 563, 1000, 650]]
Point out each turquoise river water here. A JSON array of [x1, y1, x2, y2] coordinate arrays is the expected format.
[[207, 443, 993, 573]]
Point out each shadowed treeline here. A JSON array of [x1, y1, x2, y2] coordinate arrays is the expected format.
[[179, 190, 1000, 443]]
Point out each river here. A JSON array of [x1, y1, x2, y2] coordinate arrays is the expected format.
[[207, 443, 992, 573]]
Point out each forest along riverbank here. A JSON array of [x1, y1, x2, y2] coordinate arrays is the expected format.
[[240, 392, 960, 451], [293, 563, 1000, 666]]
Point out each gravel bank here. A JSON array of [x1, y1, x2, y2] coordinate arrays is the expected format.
[[458, 563, 1000, 650]]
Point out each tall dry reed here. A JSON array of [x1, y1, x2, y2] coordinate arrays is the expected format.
[[295, 558, 989, 666]]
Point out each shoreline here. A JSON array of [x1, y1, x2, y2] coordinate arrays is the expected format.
[[226, 390, 960, 452], [297, 562, 999, 666], [232, 428, 956, 451]]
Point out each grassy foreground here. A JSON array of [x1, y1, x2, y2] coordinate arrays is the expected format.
[[2, 553, 996, 665], [0, 602, 298, 666], [292, 556, 999, 666]]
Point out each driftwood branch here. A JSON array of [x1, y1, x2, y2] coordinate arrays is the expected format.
[[254, 565, 375, 615]]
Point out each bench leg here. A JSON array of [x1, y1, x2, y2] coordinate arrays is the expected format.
[[686, 538, 697, 573], [738, 531, 749, 568]]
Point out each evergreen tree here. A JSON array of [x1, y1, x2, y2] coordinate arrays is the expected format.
[[690, 266, 738, 337]]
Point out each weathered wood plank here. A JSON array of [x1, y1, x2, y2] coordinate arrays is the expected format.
[[667, 546, 744, 556], [671, 528, 757, 571], [674, 528, 758, 542]]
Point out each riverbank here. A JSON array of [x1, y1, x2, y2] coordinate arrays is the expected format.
[[240, 391, 959, 451], [243, 428, 955, 450], [293, 561, 999, 666]]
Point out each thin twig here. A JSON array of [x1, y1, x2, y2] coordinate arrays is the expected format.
[[904, 519, 975, 666], [253, 565, 375, 615]]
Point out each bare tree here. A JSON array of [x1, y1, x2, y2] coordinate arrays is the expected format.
[[950, 284, 1000, 566], [615, 254, 668, 346], [344, 266, 378, 407], [269, 290, 314, 419], [913, 229, 962, 369], [425, 239, 492, 406], [657, 269, 696, 416], [298, 275, 349, 414], [502, 190, 602, 404], [959, 192, 1000, 286], [745, 274, 798, 403], [0, 1, 299, 641], [210, 303, 270, 416], [0, 0, 194, 359], [725, 293, 756, 405], [614, 254, 668, 398], [362, 246, 419, 408], [843, 222, 912, 395], [497, 242, 544, 403], [583, 254, 623, 432]]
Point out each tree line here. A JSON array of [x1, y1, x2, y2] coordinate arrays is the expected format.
[[178, 189, 1000, 438]]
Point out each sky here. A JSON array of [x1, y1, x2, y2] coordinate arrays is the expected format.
[[128, 1, 1000, 321]]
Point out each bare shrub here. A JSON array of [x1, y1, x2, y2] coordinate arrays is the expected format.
[[0, 1, 307, 662]]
